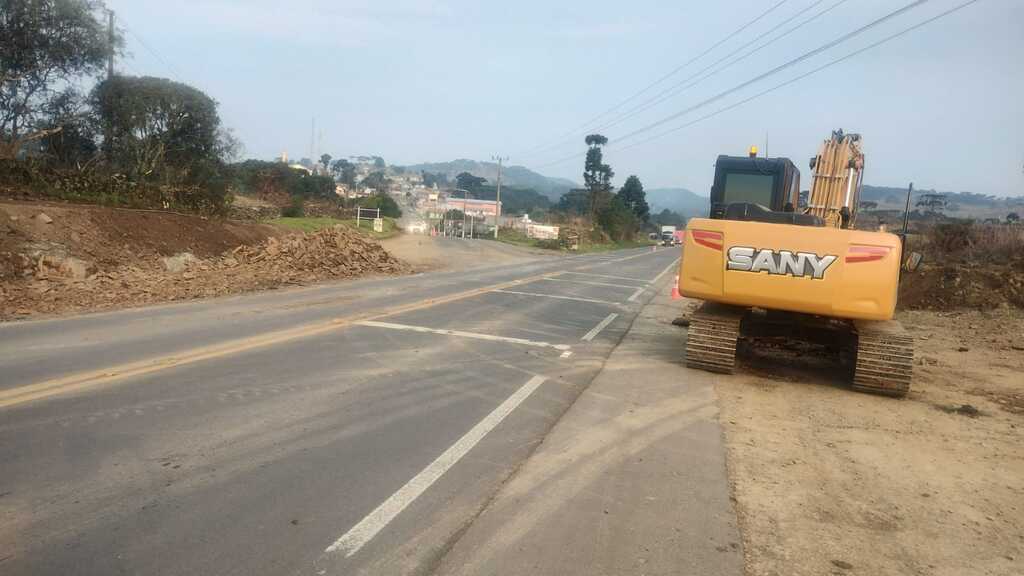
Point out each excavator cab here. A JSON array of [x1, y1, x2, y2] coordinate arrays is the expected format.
[[709, 151, 823, 227]]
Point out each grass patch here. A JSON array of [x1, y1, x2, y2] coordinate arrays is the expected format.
[[271, 217, 400, 239]]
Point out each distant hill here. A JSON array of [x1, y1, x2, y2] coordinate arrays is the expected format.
[[645, 187, 709, 218], [861, 185, 1023, 219], [403, 159, 577, 200]]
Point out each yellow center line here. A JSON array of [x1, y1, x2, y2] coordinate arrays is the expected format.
[[1, 248, 666, 409]]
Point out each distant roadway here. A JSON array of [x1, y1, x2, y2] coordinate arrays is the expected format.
[[1, 246, 680, 575]]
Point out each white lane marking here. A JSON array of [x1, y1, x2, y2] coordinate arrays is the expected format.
[[541, 277, 642, 290], [492, 289, 620, 306], [627, 287, 646, 302], [560, 350, 572, 358], [650, 257, 681, 284], [356, 320, 571, 351], [581, 313, 619, 342], [325, 375, 547, 557], [560, 271, 646, 283]]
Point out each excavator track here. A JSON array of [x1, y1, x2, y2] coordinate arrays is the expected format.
[[851, 320, 914, 397], [685, 303, 744, 374]]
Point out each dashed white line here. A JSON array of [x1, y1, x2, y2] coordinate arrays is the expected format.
[[650, 257, 681, 284], [356, 320, 571, 351], [560, 271, 646, 283], [325, 375, 547, 557], [627, 287, 646, 302], [581, 313, 619, 341], [492, 289, 620, 306], [541, 277, 643, 289]]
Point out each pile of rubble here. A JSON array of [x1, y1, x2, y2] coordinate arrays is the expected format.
[[229, 225, 407, 280], [1, 225, 409, 319]]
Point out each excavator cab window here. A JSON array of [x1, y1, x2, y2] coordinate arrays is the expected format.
[[709, 155, 822, 227], [722, 172, 775, 206]]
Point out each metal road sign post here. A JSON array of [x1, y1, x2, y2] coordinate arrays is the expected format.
[[356, 207, 381, 229]]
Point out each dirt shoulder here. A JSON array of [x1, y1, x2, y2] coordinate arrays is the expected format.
[[703, 299, 1024, 575]]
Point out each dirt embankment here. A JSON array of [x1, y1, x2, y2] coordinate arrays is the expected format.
[[0, 201, 408, 320]]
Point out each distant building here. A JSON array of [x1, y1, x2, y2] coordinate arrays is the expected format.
[[444, 198, 501, 217]]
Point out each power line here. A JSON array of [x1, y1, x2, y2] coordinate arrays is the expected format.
[[593, 0, 851, 135], [536, 0, 981, 169], [534, 0, 934, 169], [518, 0, 790, 157], [530, 0, 850, 161], [122, 21, 184, 81]]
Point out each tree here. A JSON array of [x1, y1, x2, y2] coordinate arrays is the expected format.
[[651, 208, 685, 229], [597, 197, 639, 242], [319, 153, 331, 173], [557, 189, 590, 215], [359, 192, 401, 218], [1008, 212, 1020, 224], [421, 171, 448, 188], [373, 156, 385, 169], [360, 170, 391, 193], [583, 134, 614, 221], [916, 193, 947, 213], [455, 171, 486, 193], [92, 76, 222, 180], [331, 158, 356, 186], [1, 0, 120, 159], [859, 200, 878, 211], [616, 175, 649, 222]]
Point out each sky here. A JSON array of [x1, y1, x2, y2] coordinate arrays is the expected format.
[[105, 0, 1024, 197]]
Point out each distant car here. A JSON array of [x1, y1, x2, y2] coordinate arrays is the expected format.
[[407, 222, 427, 234]]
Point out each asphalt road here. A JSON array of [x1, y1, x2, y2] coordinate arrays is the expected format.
[[1, 245, 681, 575]]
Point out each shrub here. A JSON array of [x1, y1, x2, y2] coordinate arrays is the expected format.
[[281, 196, 305, 218]]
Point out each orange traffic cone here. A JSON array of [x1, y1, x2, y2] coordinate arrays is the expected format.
[[671, 275, 682, 300]]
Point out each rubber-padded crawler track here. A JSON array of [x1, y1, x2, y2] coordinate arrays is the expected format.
[[685, 303, 743, 374], [852, 320, 914, 397]]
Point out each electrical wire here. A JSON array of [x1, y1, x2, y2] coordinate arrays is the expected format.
[[535, 0, 981, 169], [122, 22, 184, 81], [518, 0, 790, 157], [534, 0, 935, 169], [593, 0, 851, 134], [528, 0, 849, 160]]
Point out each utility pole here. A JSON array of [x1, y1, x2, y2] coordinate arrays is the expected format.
[[103, 9, 115, 161], [492, 155, 508, 239], [107, 10, 115, 80]]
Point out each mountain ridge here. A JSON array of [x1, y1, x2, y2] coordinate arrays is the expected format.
[[402, 159, 577, 200]]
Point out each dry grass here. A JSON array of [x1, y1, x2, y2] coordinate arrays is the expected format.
[[918, 221, 1024, 261]]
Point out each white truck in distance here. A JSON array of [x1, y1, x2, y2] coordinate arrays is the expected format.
[[660, 225, 677, 246]]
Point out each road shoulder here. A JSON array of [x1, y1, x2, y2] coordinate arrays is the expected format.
[[432, 278, 743, 575]]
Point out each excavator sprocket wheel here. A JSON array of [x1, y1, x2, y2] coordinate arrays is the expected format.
[[852, 320, 914, 397], [685, 303, 744, 374]]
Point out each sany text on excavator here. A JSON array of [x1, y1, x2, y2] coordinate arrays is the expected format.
[[678, 130, 915, 396]]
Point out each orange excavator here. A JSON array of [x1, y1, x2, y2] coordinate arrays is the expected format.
[[678, 130, 915, 396]]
